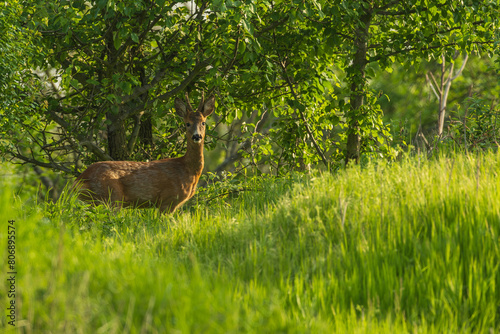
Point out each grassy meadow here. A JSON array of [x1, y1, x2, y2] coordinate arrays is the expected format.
[[1, 152, 499, 333]]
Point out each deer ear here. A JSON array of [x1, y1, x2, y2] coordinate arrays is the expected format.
[[202, 95, 215, 117], [175, 97, 187, 118]]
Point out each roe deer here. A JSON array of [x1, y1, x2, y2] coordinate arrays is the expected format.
[[73, 94, 215, 214]]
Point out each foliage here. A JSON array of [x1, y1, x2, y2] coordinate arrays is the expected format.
[[2, 152, 500, 332], [0, 0, 339, 175], [446, 96, 500, 151], [371, 53, 500, 145], [0, 1, 41, 159], [306, 0, 499, 163], [0, 0, 499, 178]]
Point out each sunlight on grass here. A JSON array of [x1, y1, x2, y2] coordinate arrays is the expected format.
[[1, 152, 499, 333]]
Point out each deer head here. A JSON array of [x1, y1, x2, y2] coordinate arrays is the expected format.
[[174, 93, 215, 145]]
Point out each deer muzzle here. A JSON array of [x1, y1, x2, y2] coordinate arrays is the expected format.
[[192, 134, 203, 143]]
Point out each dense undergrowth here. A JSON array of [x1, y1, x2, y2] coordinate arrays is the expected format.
[[1, 152, 499, 333]]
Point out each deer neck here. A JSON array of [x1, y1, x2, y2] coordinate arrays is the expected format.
[[183, 140, 204, 177]]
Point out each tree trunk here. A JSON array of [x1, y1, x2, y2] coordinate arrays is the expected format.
[[437, 55, 447, 137], [345, 5, 372, 165], [139, 112, 153, 147], [137, 66, 153, 149], [107, 114, 128, 160], [431, 52, 468, 137]]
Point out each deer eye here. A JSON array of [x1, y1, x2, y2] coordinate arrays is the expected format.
[[186, 123, 191, 127], [201, 122, 206, 126]]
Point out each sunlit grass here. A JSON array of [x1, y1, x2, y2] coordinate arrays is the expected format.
[[1, 152, 499, 333]]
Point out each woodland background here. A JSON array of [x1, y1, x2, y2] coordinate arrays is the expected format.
[[1, 0, 499, 198]]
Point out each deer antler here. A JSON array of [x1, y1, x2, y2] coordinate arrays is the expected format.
[[196, 91, 205, 113], [185, 92, 194, 112]]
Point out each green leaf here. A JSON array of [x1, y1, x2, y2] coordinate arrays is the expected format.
[[238, 40, 246, 54], [120, 81, 132, 94], [113, 32, 122, 50], [130, 33, 139, 43], [86, 79, 100, 85]]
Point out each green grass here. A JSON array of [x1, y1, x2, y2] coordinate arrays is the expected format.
[[1, 152, 500, 333]]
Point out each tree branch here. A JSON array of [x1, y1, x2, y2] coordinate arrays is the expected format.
[[10, 151, 75, 174], [450, 52, 468, 81], [120, 51, 178, 105], [279, 63, 329, 168], [127, 112, 144, 153], [426, 73, 440, 100], [46, 105, 112, 161], [211, 109, 271, 175], [147, 58, 212, 106], [79, 141, 113, 161], [428, 71, 441, 94], [108, 58, 212, 133]]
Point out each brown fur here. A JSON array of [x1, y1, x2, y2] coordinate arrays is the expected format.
[[73, 95, 215, 214]]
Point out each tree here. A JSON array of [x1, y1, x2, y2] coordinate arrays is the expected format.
[[1, 0, 342, 176], [0, 1, 40, 150], [426, 52, 469, 137], [1, 0, 339, 175], [0, 1, 244, 173], [369, 53, 499, 149], [2, 0, 499, 176], [319, 0, 499, 164]]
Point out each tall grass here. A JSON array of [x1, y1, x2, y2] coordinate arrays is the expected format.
[[1, 152, 499, 333]]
